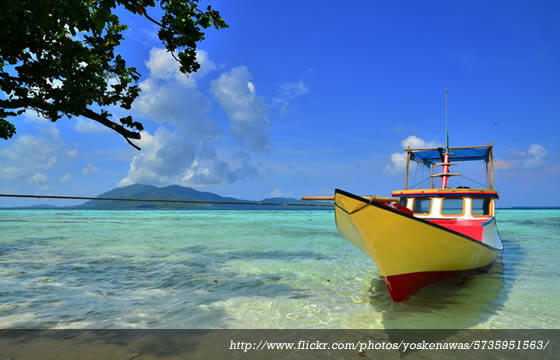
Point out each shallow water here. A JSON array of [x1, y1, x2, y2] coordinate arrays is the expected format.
[[0, 209, 558, 328]]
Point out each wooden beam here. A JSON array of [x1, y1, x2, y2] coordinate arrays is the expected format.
[[430, 163, 434, 189], [485, 161, 489, 188], [404, 146, 411, 189], [301, 195, 400, 202], [489, 142, 495, 189], [433, 162, 457, 166], [431, 173, 460, 177], [300, 196, 334, 201]]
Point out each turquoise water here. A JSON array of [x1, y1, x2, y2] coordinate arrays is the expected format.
[[0, 209, 558, 329]]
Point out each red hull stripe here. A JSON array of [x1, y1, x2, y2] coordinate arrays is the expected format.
[[428, 219, 487, 242], [385, 264, 493, 302]]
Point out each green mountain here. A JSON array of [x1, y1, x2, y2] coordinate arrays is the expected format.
[[70, 184, 328, 210]]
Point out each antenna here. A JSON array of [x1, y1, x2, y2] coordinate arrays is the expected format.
[[444, 88, 449, 150], [441, 88, 450, 189]]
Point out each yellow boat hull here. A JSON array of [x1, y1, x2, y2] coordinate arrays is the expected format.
[[334, 189, 502, 301]]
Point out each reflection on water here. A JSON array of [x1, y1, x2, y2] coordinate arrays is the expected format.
[[366, 260, 508, 329]]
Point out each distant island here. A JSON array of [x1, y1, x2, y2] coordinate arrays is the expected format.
[[4, 185, 557, 210], [2, 184, 330, 210]]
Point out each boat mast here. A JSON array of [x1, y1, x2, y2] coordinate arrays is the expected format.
[[441, 89, 451, 189], [445, 88, 449, 151]]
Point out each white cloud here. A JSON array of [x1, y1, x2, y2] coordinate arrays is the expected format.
[[22, 111, 49, 123], [400, 135, 437, 149], [135, 77, 220, 137], [247, 81, 255, 94], [38, 184, 51, 192], [27, 173, 48, 184], [211, 66, 270, 152], [383, 152, 409, 176], [119, 128, 256, 187], [383, 136, 438, 175], [497, 144, 547, 171], [0, 127, 61, 180], [272, 80, 309, 111], [134, 48, 220, 138], [74, 118, 111, 134], [66, 149, 78, 158], [493, 159, 513, 170], [122, 49, 260, 188], [268, 189, 289, 198], [145, 47, 216, 88], [523, 144, 547, 168], [82, 162, 98, 175], [60, 173, 71, 183]]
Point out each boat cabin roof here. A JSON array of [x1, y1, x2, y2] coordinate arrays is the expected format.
[[402, 144, 496, 191], [392, 188, 499, 199], [409, 145, 491, 164]]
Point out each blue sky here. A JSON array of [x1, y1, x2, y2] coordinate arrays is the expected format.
[[1, 1, 559, 207]]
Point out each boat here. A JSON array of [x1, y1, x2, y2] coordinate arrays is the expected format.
[[332, 144, 503, 301], [302, 92, 503, 302]]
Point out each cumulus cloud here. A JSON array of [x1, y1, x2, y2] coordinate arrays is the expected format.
[[272, 80, 309, 111], [145, 47, 216, 88], [119, 128, 255, 187], [268, 189, 289, 198], [82, 162, 98, 175], [135, 77, 220, 137], [74, 118, 111, 134], [134, 49, 220, 138], [211, 66, 270, 152], [60, 173, 71, 183], [0, 127, 62, 180], [27, 173, 48, 184], [497, 144, 548, 171], [493, 159, 513, 170], [22, 111, 49, 123], [66, 149, 78, 158], [383, 136, 438, 175], [522, 144, 547, 168], [121, 48, 262, 188]]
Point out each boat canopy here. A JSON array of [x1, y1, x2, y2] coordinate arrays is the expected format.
[[410, 146, 491, 165], [402, 144, 495, 190]]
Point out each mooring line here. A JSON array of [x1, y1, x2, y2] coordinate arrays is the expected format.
[[0, 193, 334, 207]]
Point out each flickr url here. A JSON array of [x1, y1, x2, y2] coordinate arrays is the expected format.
[[229, 339, 550, 352]]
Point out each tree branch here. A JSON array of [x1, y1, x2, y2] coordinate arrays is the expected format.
[[127, 0, 164, 27], [142, 8, 163, 27], [0, 98, 142, 150], [80, 108, 142, 150]]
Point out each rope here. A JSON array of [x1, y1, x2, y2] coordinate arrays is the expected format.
[[458, 174, 487, 188], [409, 176, 431, 189], [412, 162, 418, 189], [0, 194, 333, 207]]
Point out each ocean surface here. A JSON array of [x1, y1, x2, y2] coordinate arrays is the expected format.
[[0, 209, 558, 329]]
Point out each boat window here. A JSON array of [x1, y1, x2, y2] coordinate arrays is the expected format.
[[412, 198, 431, 214], [398, 198, 408, 208], [441, 198, 464, 216], [472, 198, 492, 216]]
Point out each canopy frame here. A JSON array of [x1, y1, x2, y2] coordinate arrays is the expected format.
[[403, 143, 494, 190]]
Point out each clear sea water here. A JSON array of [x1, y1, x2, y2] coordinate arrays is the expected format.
[[0, 209, 558, 329]]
